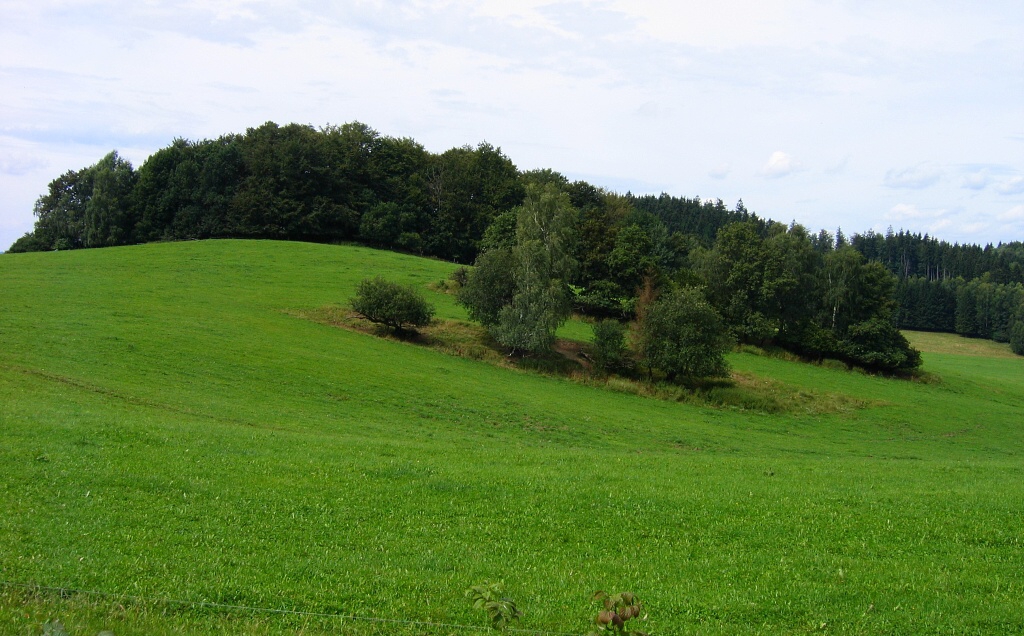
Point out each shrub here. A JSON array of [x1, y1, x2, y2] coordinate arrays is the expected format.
[[592, 319, 628, 371], [466, 581, 523, 631], [7, 232, 48, 253], [589, 591, 648, 636], [449, 266, 470, 288], [841, 317, 922, 371], [1007, 303, 1024, 354], [634, 287, 732, 381], [456, 249, 517, 327], [350, 276, 434, 333]]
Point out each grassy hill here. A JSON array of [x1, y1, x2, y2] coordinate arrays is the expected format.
[[2, 240, 1022, 635]]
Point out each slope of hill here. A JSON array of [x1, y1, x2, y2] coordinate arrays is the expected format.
[[2, 241, 1022, 634]]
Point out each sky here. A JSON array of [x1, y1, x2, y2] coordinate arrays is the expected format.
[[1, 0, 1022, 252]]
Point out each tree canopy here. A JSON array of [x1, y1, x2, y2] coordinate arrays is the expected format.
[[458, 183, 577, 355], [9, 119, 1022, 362], [634, 287, 732, 381]]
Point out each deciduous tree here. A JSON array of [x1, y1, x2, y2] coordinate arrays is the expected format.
[[458, 183, 577, 354], [634, 287, 731, 381]]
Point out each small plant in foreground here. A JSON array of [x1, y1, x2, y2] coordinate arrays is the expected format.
[[42, 620, 69, 636], [588, 591, 648, 636], [41, 619, 114, 636], [465, 581, 523, 631]]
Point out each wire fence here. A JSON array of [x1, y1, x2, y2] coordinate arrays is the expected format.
[[1, 580, 581, 636]]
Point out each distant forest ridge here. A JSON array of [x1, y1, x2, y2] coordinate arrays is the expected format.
[[8, 120, 1024, 353]]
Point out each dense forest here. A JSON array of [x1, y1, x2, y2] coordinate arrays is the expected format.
[[846, 230, 1024, 344], [8, 121, 1024, 361]]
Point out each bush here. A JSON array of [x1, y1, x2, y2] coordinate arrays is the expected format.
[[592, 319, 627, 371], [351, 276, 434, 333], [456, 248, 517, 327], [841, 317, 921, 372], [634, 287, 732, 381], [1011, 314, 1024, 356], [7, 232, 48, 253], [449, 266, 470, 288]]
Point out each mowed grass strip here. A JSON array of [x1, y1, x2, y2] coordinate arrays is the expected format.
[[2, 240, 1023, 635]]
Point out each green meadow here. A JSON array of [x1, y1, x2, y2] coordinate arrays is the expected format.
[[2, 240, 1022, 635]]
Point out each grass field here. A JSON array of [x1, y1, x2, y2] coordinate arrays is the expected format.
[[2, 240, 1022, 635], [904, 329, 1020, 360]]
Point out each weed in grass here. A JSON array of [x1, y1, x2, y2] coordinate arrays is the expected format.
[[42, 619, 69, 636], [465, 582, 522, 631], [40, 619, 115, 636], [589, 591, 648, 636], [428, 266, 468, 295]]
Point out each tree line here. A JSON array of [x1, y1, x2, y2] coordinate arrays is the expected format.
[[8, 120, 1023, 363], [849, 229, 1024, 284], [12, 122, 524, 264], [839, 229, 1024, 352], [895, 276, 1024, 344]]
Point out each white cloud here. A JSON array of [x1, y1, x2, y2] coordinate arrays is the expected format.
[[996, 176, 1024, 195], [957, 221, 988, 235], [887, 203, 947, 221], [708, 163, 731, 179], [994, 205, 1024, 236], [884, 164, 943, 189], [761, 151, 801, 178], [825, 155, 850, 175], [883, 203, 1024, 241], [2, 0, 1024, 249], [603, 0, 1019, 52], [0, 152, 48, 176], [999, 205, 1024, 221], [961, 172, 991, 190], [634, 101, 671, 119]]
